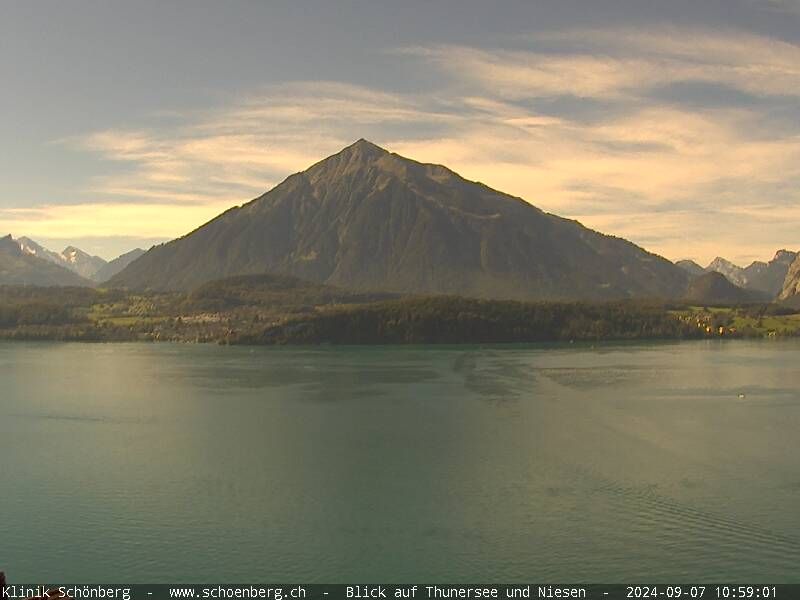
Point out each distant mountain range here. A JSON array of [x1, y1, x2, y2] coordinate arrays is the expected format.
[[0, 236, 145, 286], [110, 139, 690, 300], [18, 237, 109, 281], [676, 250, 798, 298], [0, 235, 91, 286]]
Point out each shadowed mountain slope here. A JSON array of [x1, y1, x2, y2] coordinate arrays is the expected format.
[[111, 139, 689, 300], [685, 271, 770, 305]]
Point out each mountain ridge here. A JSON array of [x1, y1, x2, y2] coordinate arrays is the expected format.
[[15, 237, 145, 283], [677, 250, 797, 298]]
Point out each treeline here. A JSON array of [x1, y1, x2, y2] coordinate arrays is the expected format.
[[2, 279, 796, 346], [0, 285, 114, 306], [736, 303, 799, 318], [184, 273, 398, 312], [236, 296, 702, 345], [0, 286, 102, 327], [0, 323, 135, 342], [0, 285, 131, 337], [0, 302, 76, 327]]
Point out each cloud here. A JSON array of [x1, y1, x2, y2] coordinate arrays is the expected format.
[[394, 27, 800, 263], [0, 200, 235, 241], [10, 26, 800, 266], [408, 26, 800, 99]]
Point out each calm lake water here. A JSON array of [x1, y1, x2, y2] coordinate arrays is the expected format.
[[1, 340, 799, 583]]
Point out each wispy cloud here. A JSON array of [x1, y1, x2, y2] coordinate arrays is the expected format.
[[408, 26, 800, 99], [8, 26, 800, 265]]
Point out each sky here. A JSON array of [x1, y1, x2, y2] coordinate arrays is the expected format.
[[1, 0, 799, 264]]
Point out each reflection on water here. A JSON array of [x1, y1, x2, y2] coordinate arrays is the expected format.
[[1, 340, 799, 582]]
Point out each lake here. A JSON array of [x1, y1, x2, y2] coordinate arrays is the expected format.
[[1, 340, 799, 583]]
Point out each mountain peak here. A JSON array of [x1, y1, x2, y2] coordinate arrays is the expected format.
[[707, 256, 741, 269], [348, 138, 386, 152], [332, 138, 390, 163], [705, 256, 747, 287], [300, 138, 399, 184]]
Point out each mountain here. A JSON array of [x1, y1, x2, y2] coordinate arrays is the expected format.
[[94, 248, 146, 283], [60, 246, 107, 280], [779, 254, 800, 304], [705, 257, 747, 287], [0, 235, 92, 287], [742, 250, 797, 297], [110, 139, 690, 299], [684, 271, 770, 305], [676, 259, 705, 277]]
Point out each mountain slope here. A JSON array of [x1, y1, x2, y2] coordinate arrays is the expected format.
[[779, 254, 800, 303], [111, 139, 689, 300], [0, 235, 93, 287], [95, 248, 145, 283], [684, 271, 770, 305]]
